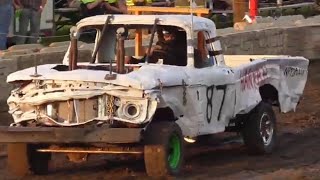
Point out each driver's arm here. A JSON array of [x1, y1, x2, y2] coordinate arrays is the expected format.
[[145, 45, 162, 56]]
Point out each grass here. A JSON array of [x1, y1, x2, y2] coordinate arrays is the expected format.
[[40, 25, 96, 46], [40, 25, 72, 46]]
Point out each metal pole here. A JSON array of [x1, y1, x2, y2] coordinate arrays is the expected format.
[[116, 33, 125, 74], [190, 0, 194, 41], [119, 36, 125, 74], [91, 16, 112, 64], [69, 36, 78, 71], [30, 54, 41, 77], [146, 19, 159, 64]]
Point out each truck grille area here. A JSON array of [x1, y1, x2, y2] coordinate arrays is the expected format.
[[43, 95, 118, 125], [8, 80, 154, 126]]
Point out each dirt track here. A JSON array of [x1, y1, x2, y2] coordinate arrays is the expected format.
[[0, 61, 320, 180]]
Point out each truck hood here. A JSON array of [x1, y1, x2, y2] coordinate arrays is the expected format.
[[7, 64, 198, 90]]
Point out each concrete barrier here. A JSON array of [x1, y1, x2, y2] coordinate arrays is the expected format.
[[1, 49, 35, 58], [8, 44, 44, 51], [49, 41, 85, 48], [40, 46, 69, 53], [218, 23, 320, 60]]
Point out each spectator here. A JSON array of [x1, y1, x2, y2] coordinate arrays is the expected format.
[[55, 0, 68, 8], [80, 0, 127, 18], [212, 0, 232, 10], [67, 0, 81, 8], [80, 0, 106, 17], [105, 0, 127, 14], [14, 0, 47, 44], [0, 0, 14, 50]]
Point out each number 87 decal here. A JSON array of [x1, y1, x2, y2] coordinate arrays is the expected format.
[[206, 85, 227, 123]]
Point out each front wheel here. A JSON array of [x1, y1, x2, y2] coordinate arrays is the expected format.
[[143, 122, 184, 176], [242, 102, 277, 154]]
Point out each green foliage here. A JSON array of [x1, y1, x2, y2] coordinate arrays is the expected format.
[[260, 5, 319, 18], [40, 25, 71, 46], [209, 14, 234, 29]]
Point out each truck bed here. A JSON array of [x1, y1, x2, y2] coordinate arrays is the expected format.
[[224, 55, 284, 67]]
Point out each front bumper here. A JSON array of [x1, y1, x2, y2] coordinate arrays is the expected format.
[[0, 126, 143, 144]]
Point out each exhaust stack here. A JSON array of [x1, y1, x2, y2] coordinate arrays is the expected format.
[[116, 28, 126, 74]]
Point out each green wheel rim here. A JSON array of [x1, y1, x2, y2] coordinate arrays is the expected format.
[[168, 134, 181, 169]]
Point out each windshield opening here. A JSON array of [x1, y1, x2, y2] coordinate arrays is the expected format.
[[63, 24, 188, 73], [87, 24, 187, 65]]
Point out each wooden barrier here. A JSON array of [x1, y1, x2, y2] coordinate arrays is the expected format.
[[128, 6, 210, 16]]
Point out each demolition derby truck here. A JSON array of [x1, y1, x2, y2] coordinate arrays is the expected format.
[[0, 14, 309, 176]]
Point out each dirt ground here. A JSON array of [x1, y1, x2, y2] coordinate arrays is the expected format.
[[0, 60, 320, 180]]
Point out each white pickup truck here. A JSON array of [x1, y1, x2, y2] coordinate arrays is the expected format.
[[1, 14, 309, 176]]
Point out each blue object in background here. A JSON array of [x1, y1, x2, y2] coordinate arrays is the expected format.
[[0, 2, 13, 50]]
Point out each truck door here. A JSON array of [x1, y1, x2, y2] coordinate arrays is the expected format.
[[191, 31, 236, 135]]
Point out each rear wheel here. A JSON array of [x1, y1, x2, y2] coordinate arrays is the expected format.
[[144, 122, 184, 176], [7, 143, 51, 176], [242, 102, 277, 154]]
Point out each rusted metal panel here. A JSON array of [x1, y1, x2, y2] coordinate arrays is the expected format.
[[116, 35, 125, 74], [55, 99, 98, 124], [0, 126, 143, 143], [69, 37, 78, 70]]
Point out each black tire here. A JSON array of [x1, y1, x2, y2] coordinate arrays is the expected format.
[[7, 143, 51, 176], [241, 102, 277, 155], [143, 122, 184, 176]]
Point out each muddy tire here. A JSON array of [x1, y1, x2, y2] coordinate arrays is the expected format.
[[144, 122, 184, 176], [241, 102, 277, 154], [7, 143, 51, 176]]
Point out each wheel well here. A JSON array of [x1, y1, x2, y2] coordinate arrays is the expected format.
[[226, 84, 279, 133], [259, 84, 279, 106], [152, 107, 176, 122]]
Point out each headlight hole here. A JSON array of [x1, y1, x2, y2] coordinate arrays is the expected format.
[[127, 105, 137, 116], [123, 104, 140, 119]]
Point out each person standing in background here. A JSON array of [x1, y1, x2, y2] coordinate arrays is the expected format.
[[80, 0, 106, 17], [105, 0, 127, 14], [14, 0, 47, 44], [0, 0, 14, 50], [80, 0, 127, 18]]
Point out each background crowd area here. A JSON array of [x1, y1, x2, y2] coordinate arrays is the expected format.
[[0, 0, 319, 52]]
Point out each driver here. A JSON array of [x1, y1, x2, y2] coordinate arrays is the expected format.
[[125, 28, 187, 66]]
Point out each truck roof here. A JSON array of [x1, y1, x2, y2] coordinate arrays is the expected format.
[[76, 14, 217, 34]]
